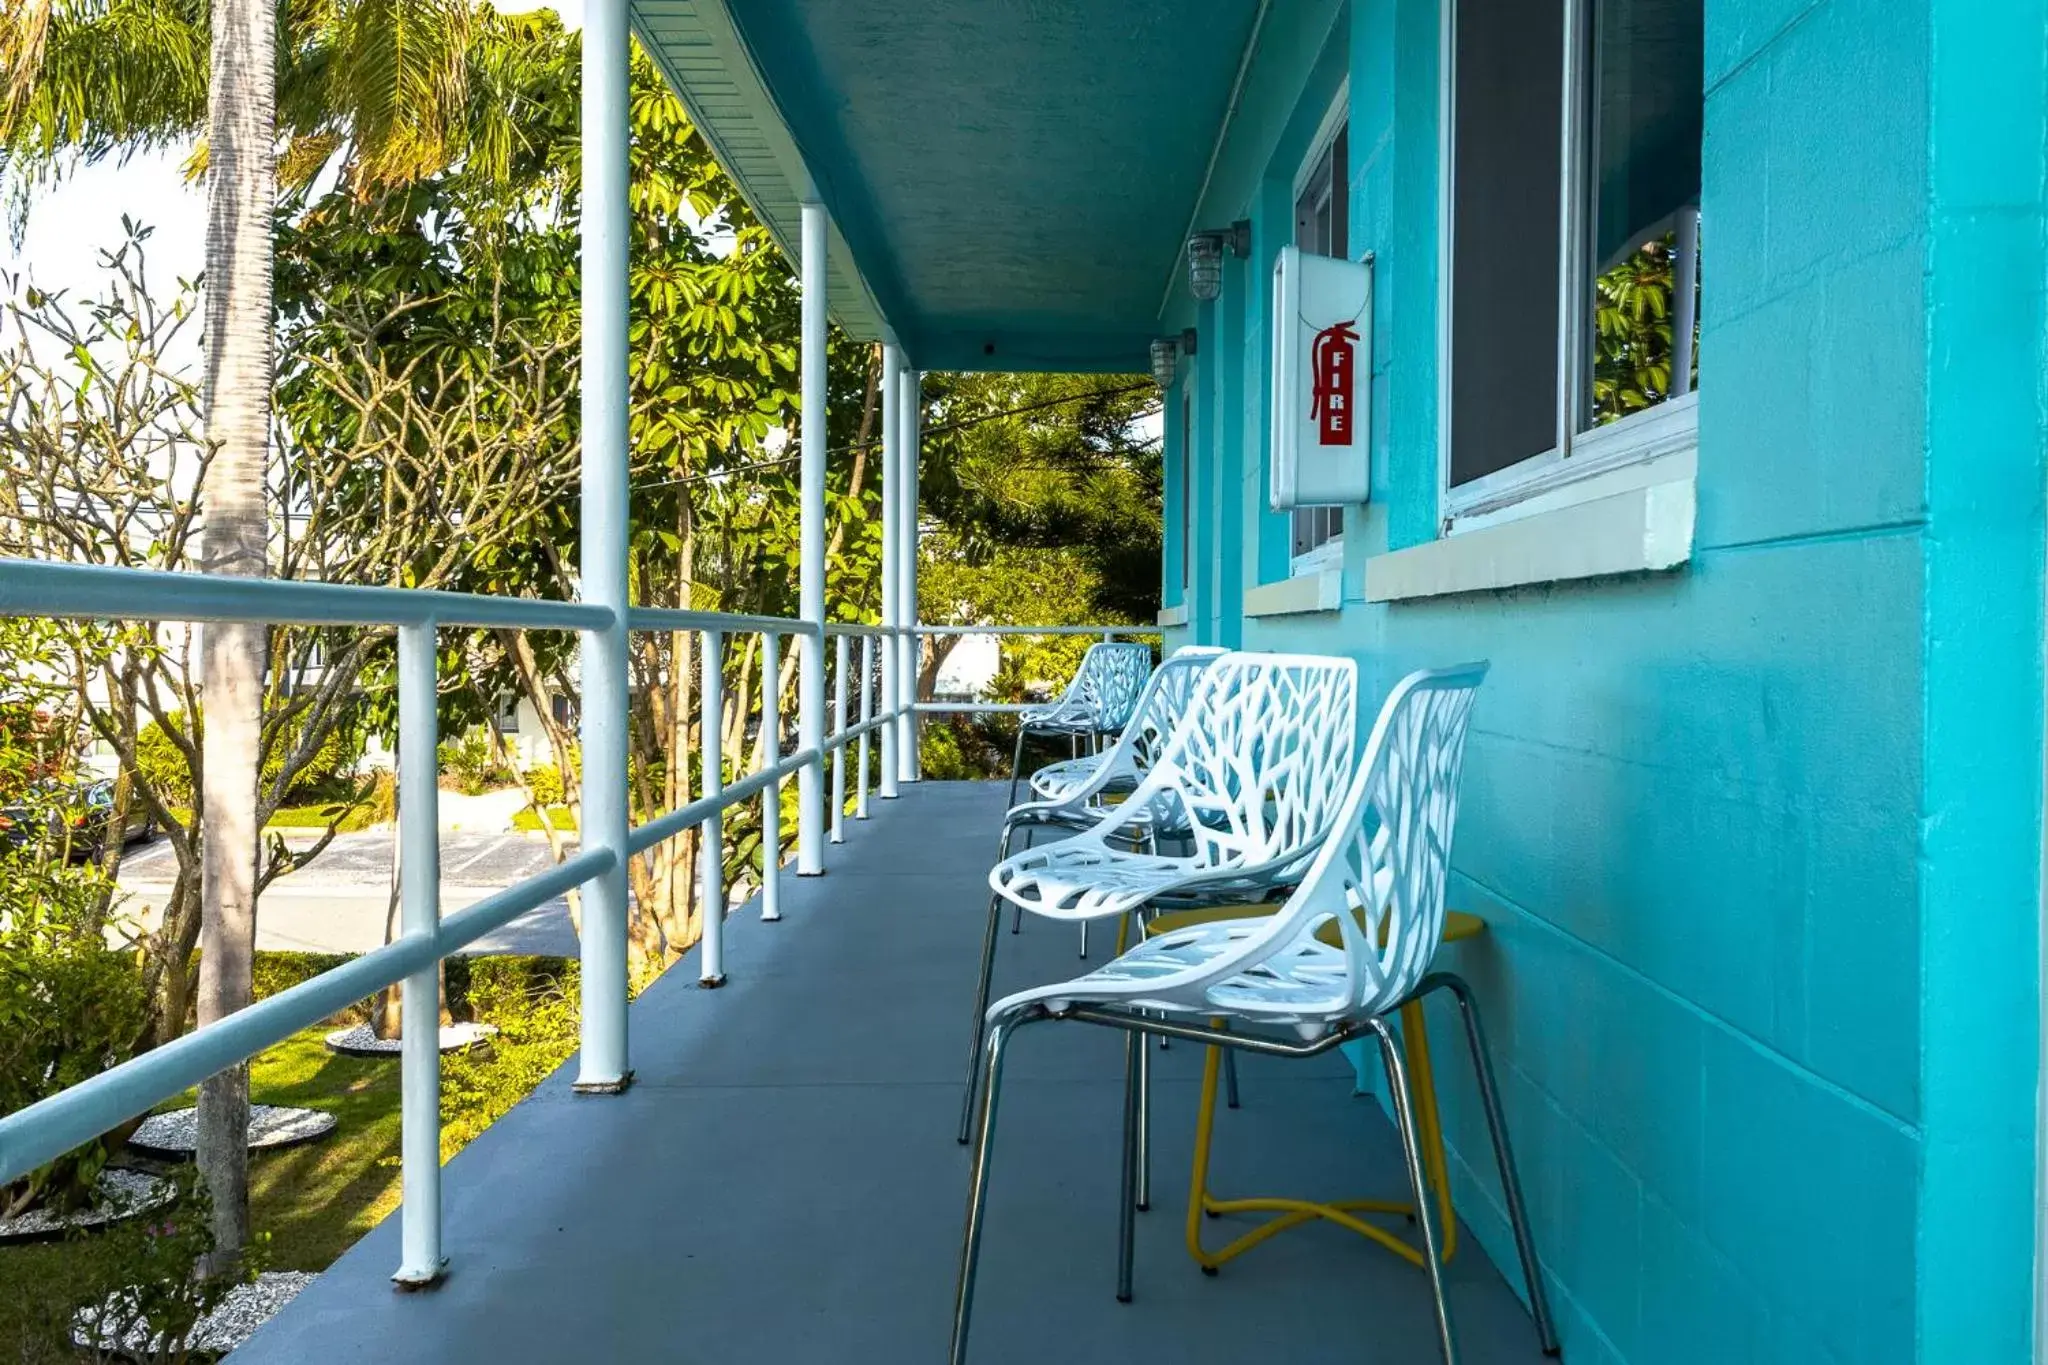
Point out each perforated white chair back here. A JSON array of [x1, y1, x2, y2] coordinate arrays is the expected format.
[[1125, 646, 1227, 771], [1109, 651, 1358, 874], [1025, 641, 1153, 734], [1023, 646, 1225, 810], [1125, 664, 1487, 1022]]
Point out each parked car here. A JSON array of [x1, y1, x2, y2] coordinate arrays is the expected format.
[[0, 777, 155, 859]]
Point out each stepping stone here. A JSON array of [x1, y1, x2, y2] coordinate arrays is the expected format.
[[73, 1270, 318, 1360], [0, 1169, 173, 1245], [323, 1021, 498, 1057], [127, 1104, 337, 1159]]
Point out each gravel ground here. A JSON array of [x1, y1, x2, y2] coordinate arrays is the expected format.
[[73, 1271, 319, 1360], [127, 1105, 337, 1159], [324, 1021, 497, 1056], [0, 1169, 172, 1244]]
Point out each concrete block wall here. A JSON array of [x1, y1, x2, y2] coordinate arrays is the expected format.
[[1160, 0, 2048, 1357]]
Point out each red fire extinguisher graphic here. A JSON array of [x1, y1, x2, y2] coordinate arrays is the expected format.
[[1309, 320, 1359, 447]]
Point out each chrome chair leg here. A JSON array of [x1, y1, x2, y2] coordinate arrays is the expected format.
[[1079, 920, 1089, 959], [1010, 904, 1023, 935], [1433, 974, 1560, 1355], [1136, 1013, 1151, 1211], [1223, 1046, 1240, 1109], [1371, 1016, 1458, 1365], [958, 826, 1015, 1145], [951, 1023, 1013, 1365], [1117, 1027, 1140, 1303], [1006, 725, 1029, 808]]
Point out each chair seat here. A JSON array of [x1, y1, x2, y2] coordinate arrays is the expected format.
[[1147, 904, 1487, 950], [1019, 707, 1110, 736], [989, 915, 1355, 1031], [1026, 751, 1115, 803], [991, 909, 1487, 1033], [988, 844, 1195, 921]]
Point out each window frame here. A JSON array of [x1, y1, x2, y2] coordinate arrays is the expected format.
[[1435, 0, 1701, 534], [1287, 81, 1352, 579]]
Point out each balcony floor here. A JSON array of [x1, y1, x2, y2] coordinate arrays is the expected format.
[[234, 781, 1552, 1364]]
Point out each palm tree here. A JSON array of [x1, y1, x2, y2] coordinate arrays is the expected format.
[[1, 0, 474, 1265], [190, 0, 274, 1270]]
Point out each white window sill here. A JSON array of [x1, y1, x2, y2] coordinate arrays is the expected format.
[[1288, 538, 1345, 578], [1156, 603, 1190, 628], [1245, 569, 1344, 618], [1364, 477, 1696, 603]]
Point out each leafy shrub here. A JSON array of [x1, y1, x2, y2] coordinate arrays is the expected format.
[[8, 1166, 245, 1365], [136, 706, 367, 809], [525, 764, 565, 807], [436, 730, 514, 796], [131, 720, 192, 810], [0, 858, 148, 1218], [440, 960, 581, 1155]]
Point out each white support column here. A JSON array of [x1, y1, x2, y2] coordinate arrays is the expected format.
[[877, 342, 902, 799], [759, 630, 782, 919], [830, 632, 848, 843], [856, 635, 874, 817], [797, 200, 827, 874], [573, 0, 631, 1094], [896, 364, 922, 783], [699, 629, 726, 984], [393, 623, 443, 1286]]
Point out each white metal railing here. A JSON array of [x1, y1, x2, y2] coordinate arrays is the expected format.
[[0, 558, 918, 1285], [0, 558, 1146, 1288]]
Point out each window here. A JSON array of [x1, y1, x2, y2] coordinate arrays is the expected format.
[[1442, 0, 1703, 523], [496, 694, 522, 734], [1291, 109, 1348, 572]]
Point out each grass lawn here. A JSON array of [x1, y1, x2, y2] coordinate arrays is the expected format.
[[167, 804, 382, 834], [511, 806, 577, 833], [0, 955, 580, 1359]]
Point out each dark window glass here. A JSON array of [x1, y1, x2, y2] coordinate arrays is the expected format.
[[1584, 0, 1704, 426], [1448, 0, 1566, 487]]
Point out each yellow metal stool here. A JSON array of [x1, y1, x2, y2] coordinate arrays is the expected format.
[[1142, 904, 1486, 1274]]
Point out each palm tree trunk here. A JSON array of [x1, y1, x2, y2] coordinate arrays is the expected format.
[[195, 0, 276, 1271]]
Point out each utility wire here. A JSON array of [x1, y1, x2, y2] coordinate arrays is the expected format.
[[640, 381, 1157, 491]]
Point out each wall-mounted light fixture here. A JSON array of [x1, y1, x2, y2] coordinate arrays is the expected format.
[[1186, 220, 1253, 301], [1149, 338, 1179, 389]]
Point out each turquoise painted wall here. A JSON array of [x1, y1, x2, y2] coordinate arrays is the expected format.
[[1158, 0, 2048, 1359]]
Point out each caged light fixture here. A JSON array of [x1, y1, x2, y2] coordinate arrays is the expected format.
[[1186, 219, 1252, 302], [1149, 338, 1179, 389]]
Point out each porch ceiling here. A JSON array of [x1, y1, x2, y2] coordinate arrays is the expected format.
[[632, 0, 1263, 372]]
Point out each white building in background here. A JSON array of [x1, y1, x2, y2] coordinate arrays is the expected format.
[[929, 634, 999, 701]]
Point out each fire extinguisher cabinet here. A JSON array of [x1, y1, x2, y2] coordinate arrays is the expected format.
[[1269, 245, 1374, 511]]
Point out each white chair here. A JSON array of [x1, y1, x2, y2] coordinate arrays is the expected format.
[[1005, 641, 1153, 808], [1021, 645, 1227, 809], [948, 664, 1560, 1365], [957, 651, 1359, 1149], [1003, 645, 1228, 953]]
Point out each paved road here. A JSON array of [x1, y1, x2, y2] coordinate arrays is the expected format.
[[115, 828, 581, 957]]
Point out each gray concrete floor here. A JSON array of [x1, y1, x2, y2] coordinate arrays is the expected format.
[[231, 781, 1553, 1365]]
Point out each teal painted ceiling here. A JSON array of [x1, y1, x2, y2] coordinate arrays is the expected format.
[[633, 0, 1264, 371]]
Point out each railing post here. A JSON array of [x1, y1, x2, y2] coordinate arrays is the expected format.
[[830, 632, 848, 843], [394, 622, 444, 1287], [760, 630, 782, 921], [796, 200, 828, 875], [898, 364, 922, 783], [857, 635, 874, 818], [573, 0, 632, 1095], [699, 628, 727, 985], [878, 344, 902, 799]]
